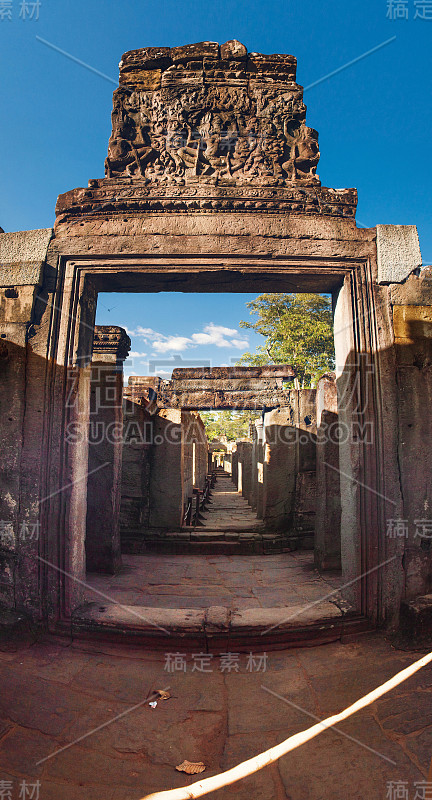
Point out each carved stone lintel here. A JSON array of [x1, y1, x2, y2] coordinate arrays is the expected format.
[[121, 367, 298, 411], [56, 181, 357, 222], [93, 325, 131, 364]]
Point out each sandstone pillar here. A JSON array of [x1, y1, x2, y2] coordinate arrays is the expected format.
[[262, 407, 297, 530], [237, 441, 252, 501], [232, 448, 239, 487], [149, 410, 184, 528], [85, 326, 130, 573], [314, 374, 341, 570], [252, 420, 264, 517]]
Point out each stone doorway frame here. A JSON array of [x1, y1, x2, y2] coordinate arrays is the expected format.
[[40, 250, 387, 630]]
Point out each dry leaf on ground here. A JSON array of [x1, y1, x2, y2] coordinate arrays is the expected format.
[[156, 689, 171, 700], [175, 760, 206, 775]]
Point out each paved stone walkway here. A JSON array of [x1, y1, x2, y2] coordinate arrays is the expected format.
[[200, 473, 262, 531], [0, 632, 429, 799], [86, 551, 344, 611]]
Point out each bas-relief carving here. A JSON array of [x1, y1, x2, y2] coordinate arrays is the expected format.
[[55, 41, 357, 221], [105, 41, 320, 188]]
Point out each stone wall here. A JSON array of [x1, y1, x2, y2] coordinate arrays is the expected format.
[[223, 453, 233, 474], [0, 229, 53, 614], [235, 392, 316, 539], [389, 268, 432, 599], [119, 403, 208, 532], [181, 411, 208, 502], [148, 409, 184, 528]]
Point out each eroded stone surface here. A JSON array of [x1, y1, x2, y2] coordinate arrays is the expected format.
[[0, 633, 426, 799]]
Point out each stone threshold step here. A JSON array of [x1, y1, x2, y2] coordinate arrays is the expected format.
[[129, 540, 292, 556], [122, 537, 302, 555], [66, 602, 370, 650], [120, 527, 260, 536], [121, 536, 273, 544]]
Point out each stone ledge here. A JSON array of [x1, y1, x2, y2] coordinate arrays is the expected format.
[[55, 182, 357, 224], [72, 600, 344, 635], [230, 602, 343, 633], [72, 602, 205, 635], [67, 602, 368, 650]]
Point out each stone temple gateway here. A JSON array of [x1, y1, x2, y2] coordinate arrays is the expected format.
[[0, 40, 431, 645]]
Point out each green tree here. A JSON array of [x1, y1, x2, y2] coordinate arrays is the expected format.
[[200, 411, 260, 442], [237, 293, 335, 387]]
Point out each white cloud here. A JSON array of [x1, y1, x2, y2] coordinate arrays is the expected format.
[[127, 351, 148, 359], [190, 323, 242, 347], [127, 322, 249, 354], [152, 336, 193, 353], [126, 326, 159, 338]]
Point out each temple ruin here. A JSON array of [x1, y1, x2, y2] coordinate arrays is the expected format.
[[0, 40, 431, 647]]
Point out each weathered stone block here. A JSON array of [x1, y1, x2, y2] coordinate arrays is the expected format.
[[247, 52, 297, 79], [377, 224, 422, 284], [171, 41, 219, 62], [220, 40, 247, 60], [393, 305, 432, 342], [120, 46, 171, 72], [399, 594, 432, 645], [120, 68, 162, 90], [0, 228, 52, 287]]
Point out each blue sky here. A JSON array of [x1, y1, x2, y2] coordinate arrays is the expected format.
[[106, 293, 264, 380], [1, 0, 431, 376]]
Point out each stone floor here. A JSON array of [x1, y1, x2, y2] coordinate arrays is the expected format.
[[86, 551, 344, 611], [200, 473, 262, 531], [0, 631, 430, 799]]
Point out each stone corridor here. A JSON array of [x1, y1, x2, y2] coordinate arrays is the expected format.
[[81, 468, 351, 644], [200, 471, 262, 532]]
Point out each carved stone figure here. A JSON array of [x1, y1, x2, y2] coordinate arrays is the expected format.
[[104, 40, 321, 188], [56, 42, 358, 222]]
